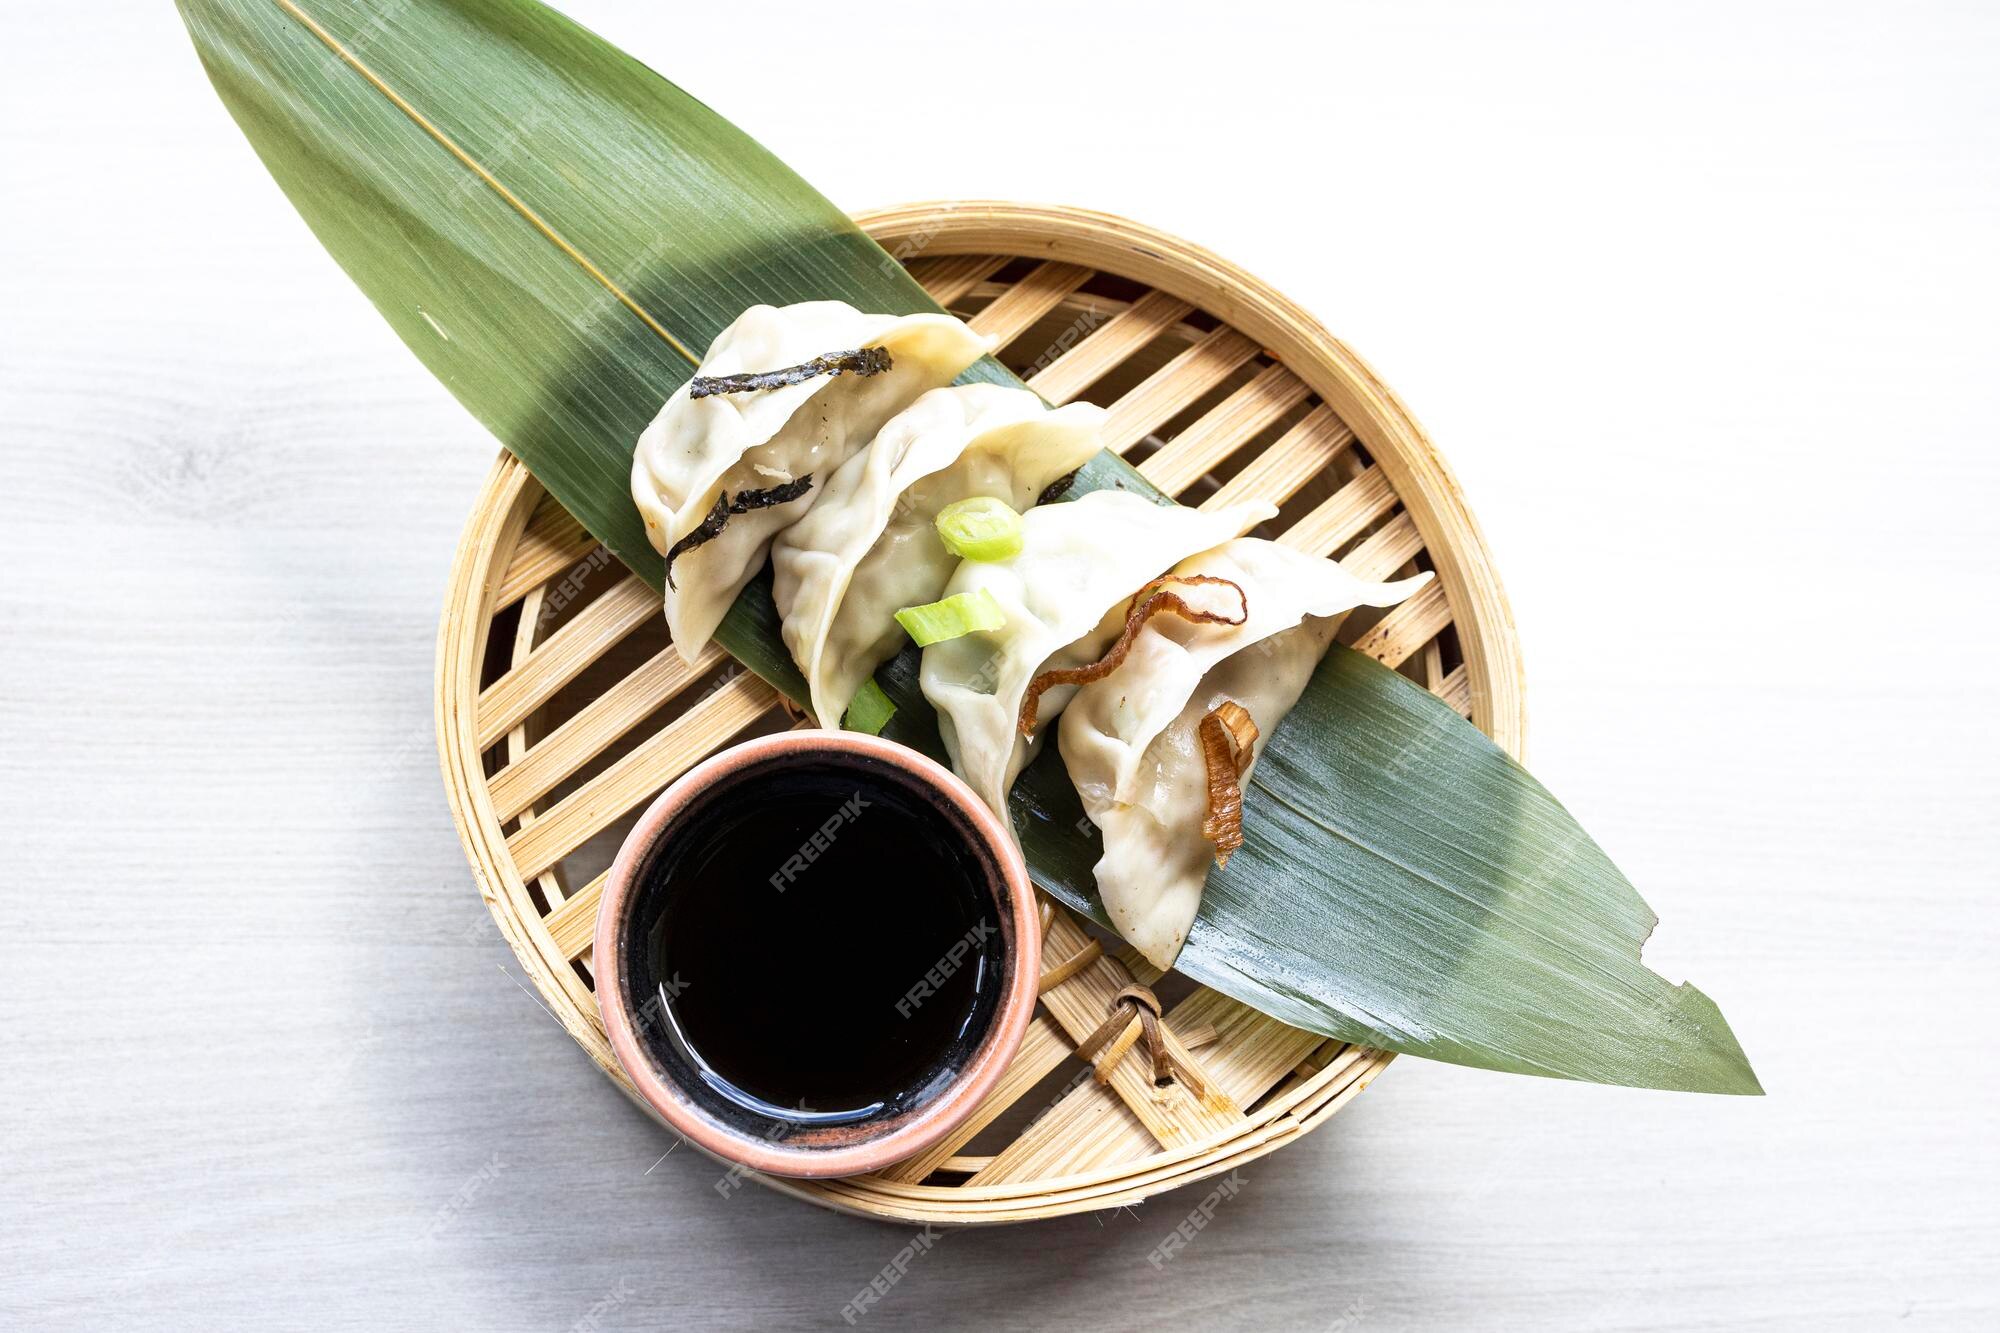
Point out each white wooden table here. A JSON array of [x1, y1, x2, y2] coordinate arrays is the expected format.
[[4, 2, 1995, 1327]]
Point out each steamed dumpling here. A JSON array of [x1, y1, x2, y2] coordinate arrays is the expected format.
[[771, 385, 1106, 727], [630, 301, 989, 659], [1075, 624, 1331, 971], [919, 491, 1277, 827], [1060, 540, 1432, 810], [1057, 539, 1432, 969]]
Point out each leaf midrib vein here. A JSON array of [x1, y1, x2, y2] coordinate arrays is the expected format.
[[273, 0, 701, 368]]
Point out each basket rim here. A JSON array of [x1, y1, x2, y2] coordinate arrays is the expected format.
[[435, 200, 1529, 1225]]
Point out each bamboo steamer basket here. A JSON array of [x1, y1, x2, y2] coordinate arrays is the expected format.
[[436, 202, 1527, 1224]]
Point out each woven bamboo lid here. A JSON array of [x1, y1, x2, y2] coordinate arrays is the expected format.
[[436, 201, 1526, 1224]]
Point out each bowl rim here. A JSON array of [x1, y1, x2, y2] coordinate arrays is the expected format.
[[593, 728, 1041, 1179]]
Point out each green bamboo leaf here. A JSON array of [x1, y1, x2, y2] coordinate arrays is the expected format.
[[179, 0, 1757, 1093]]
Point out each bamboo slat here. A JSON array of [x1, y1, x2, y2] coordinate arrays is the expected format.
[[505, 672, 777, 881], [1026, 290, 1194, 405], [875, 1015, 1075, 1185], [966, 261, 1094, 346], [545, 869, 608, 959], [1027, 911, 1238, 1149], [507, 588, 574, 948], [1138, 363, 1313, 495], [1349, 579, 1452, 668], [972, 987, 1324, 1186], [1202, 405, 1354, 511], [1342, 510, 1425, 581], [1101, 326, 1262, 454], [495, 501, 598, 612], [1438, 663, 1474, 717], [475, 574, 656, 747], [1279, 464, 1399, 557], [437, 201, 1528, 1225], [907, 253, 1008, 307], [487, 643, 726, 820]]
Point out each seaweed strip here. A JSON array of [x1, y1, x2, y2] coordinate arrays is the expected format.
[[663, 475, 814, 588], [688, 347, 892, 399]]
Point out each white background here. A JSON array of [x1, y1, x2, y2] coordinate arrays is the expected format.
[[4, 1, 1996, 1328]]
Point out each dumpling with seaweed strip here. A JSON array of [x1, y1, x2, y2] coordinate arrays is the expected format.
[[772, 384, 1106, 728], [630, 301, 990, 658], [1057, 539, 1431, 969], [918, 490, 1275, 831]]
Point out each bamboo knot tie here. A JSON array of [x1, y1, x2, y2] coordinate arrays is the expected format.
[[1073, 985, 1206, 1099]]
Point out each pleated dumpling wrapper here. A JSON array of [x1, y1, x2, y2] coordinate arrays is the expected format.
[[771, 384, 1106, 728], [919, 490, 1277, 830], [630, 301, 989, 659], [1057, 539, 1432, 969]]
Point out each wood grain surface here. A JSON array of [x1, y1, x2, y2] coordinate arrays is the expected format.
[[4, 2, 1996, 1328]]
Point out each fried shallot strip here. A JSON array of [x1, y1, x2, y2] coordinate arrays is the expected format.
[[1198, 699, 1259, 866], [1016, 575, 1248, 736]]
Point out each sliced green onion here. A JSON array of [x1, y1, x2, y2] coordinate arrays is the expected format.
[[842, 679, 897, 735], [934, 496, 1024, 562], [895, 588, 1006, 647]]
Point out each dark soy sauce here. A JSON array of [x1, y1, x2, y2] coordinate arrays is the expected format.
[[623, 751, 1004, 1133]]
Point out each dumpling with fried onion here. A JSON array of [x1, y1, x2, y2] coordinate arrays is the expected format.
[[918, 491, 1276, 831], [1057, 539, 1431, 969]]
